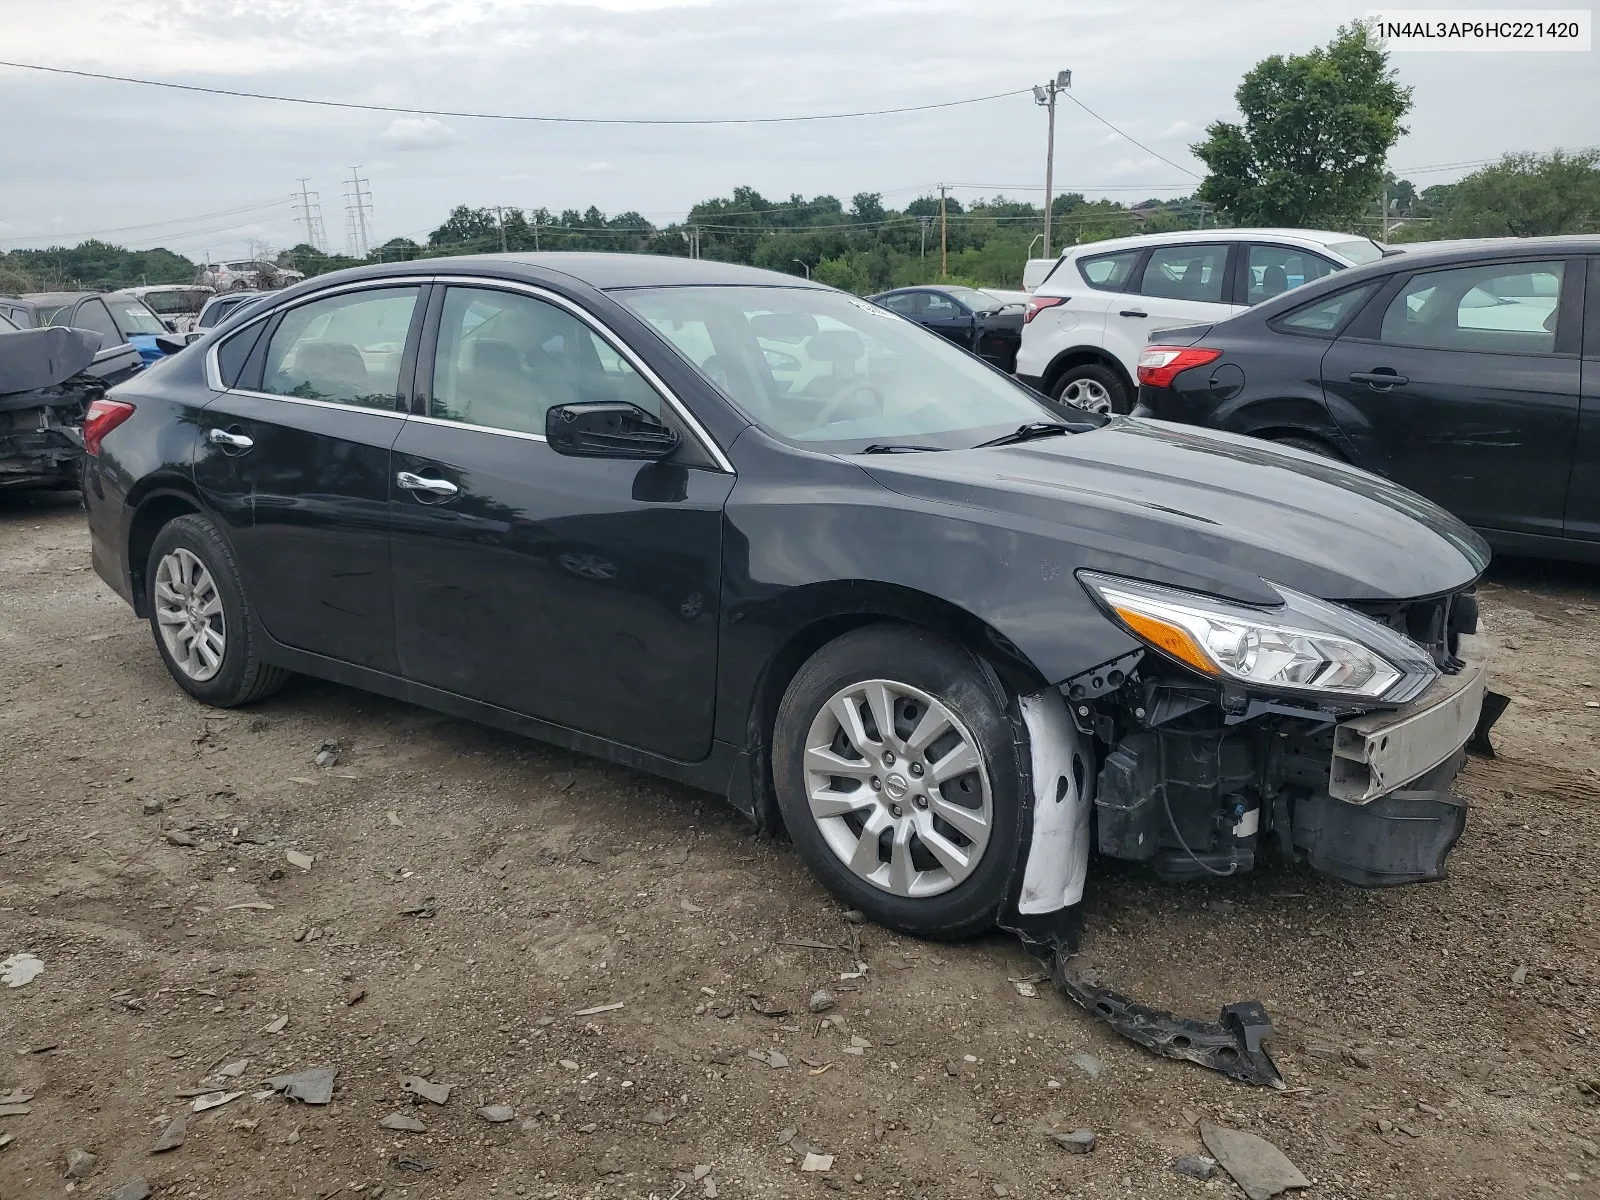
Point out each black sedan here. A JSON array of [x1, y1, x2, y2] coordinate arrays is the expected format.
[[83, 253, 1493, 941], [1132, 235, 1600, 562], [867, 285, 1024, 371]]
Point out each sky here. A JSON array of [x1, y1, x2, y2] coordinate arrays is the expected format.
[[1, 0, 1596, 261]]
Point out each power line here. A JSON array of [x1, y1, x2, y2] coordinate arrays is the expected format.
[[0, 60, 1030, 126], [1060, 93, 1203, 180], [2, 197, 293, 245]]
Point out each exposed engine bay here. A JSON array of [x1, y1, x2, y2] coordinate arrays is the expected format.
[[0, 326, 104, 491]]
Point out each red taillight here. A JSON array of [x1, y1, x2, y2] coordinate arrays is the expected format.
[[83, 398, 136, 456], [1136, 346, 1222, 389], [1024, 295, 1066, 324]]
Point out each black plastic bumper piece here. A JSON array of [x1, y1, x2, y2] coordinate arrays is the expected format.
[[1049, 960, 1286, 1088], [1293, 787, 1467, 886]]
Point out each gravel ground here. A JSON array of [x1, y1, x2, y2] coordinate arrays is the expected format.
[[0, 490, 1596, 1200]]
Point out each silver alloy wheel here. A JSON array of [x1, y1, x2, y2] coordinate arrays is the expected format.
[[802, 679, 993, 898], [153, 548, 226, 682], [1060, 376, 1113, 413]]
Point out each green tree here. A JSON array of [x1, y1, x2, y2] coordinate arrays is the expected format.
[[1399, 150, 1600, 239], [1193, 23, 1412, 227]]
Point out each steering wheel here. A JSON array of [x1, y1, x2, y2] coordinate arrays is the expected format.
[[814, 382, 886, 429]]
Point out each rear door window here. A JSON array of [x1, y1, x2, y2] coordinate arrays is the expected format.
[[261, 287, 420, 408], [1379, 261, 1566, 355], [882, 292, 924, 316], [67, 300, 124, 349], [1075, 249, 1141, 292], [1137, 244, 1228, 303], [1274, 283, 1381, 336]]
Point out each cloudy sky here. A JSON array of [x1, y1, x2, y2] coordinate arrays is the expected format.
[[2, 0, 1596, 260]]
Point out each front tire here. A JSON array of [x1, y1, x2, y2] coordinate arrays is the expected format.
[[146, 514, 289, 707], [772, 625, 1023, 939], [1052, 362, 1130, 414]]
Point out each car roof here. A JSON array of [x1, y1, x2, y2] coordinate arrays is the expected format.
[[1062, 228, 1372, 257], [309, 252, 828, 292], [1380, 234, 1600, 264], [20, 292, 94, 306]]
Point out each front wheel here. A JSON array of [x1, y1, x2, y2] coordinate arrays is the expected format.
[[772, 625, 1023, 939], [146, 514, 289, 707]]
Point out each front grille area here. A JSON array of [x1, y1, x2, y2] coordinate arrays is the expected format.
[[1346, 589, 1477, 673]]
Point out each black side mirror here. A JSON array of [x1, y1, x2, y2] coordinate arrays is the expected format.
[[546, 401, 680, 460], [155, 335, 188, 355]]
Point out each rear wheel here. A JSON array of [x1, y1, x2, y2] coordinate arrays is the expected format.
[[146, 514, 289, 707], [1052, 362, 1130, 415], [772, 625, 1022, 939]]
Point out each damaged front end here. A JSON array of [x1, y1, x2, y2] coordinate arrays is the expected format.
[[1071, 574, 1494, 889], [0, 327, 104, 491]]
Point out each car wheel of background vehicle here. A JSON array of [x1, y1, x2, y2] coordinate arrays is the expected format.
[[772, 625, 1023, 939], [1271, 434, 1344, 460], [146, 514, 289, 707], [1052, 363, 1129, 415]]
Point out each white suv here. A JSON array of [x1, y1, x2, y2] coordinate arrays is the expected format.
[[1015, 228, 1386, 413]]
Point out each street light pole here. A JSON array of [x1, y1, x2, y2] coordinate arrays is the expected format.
[[1034, 69, 1071, 260], [792, 259, 810, 279]]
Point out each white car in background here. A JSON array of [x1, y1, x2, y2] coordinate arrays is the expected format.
[[1015, 228, 1387, 413], [116, 285, 215, 334]]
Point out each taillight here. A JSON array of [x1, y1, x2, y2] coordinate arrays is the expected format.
[[83, 398, 136, 456], [1136, 346, 1222, 389], [1024, 295, 1067, 324]]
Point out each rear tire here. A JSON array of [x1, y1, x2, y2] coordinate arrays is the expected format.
[[146, 514, 289, 707], [772, 625, 1023, 939], [1052, 362, 1130, 415]]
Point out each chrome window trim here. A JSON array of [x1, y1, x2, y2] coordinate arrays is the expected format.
[[203, 273, 734, 473], [424, 276, 733, 472], [404, 411, 547, 443]]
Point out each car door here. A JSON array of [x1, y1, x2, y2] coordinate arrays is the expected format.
[[1562, 255, 1600, 542], [920, 291, 976, 351], [388, 281, 733, 761], [1106, 243, 1240, 374], [193, 282, 426, 673], [1320, 256, 1583, 538]]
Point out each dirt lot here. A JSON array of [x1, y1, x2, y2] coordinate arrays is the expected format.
[[0, 490, 1596, 1200]]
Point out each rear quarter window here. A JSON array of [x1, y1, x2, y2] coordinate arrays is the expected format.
[[1075, 249, 1141, 292]]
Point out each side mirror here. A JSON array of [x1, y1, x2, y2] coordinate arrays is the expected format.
[[546, 401, 680, 460], [163, 318, 179, 333], [155, 335, 189, 355]]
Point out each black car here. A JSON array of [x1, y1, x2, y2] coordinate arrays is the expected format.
[[83, 253, 1494, 942], [1132, 235, 1600, 562], [867, 286, 1024, 371], [0, 294, 144, 385]]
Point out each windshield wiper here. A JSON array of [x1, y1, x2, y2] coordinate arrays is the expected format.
[[860, 443, 947, 454], [973, 422, 1075, 449]]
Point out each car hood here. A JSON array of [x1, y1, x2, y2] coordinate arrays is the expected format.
[[858, 417, 1489, 604]]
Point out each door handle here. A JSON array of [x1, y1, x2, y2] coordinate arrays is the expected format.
[[1349, 371, 1409, 388], [1118, 309, 1148, 318], [396, 470, 459, 498], [207, 427, 253, 450]]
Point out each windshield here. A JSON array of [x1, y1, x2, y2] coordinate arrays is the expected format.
[[614, 286, 1056, 451], [942, 286, 998, 311], [104, 297, 167, 336], [1328, 238, 1385, 265]]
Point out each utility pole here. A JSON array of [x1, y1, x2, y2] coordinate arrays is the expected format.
[[1033, 69, 1071, 259], [532, 216, 540, 251], [294, 179, 327, 253], [344, 167, 373, 258], [917, 214, 932, 261], [938, 185, 948, 278], [1380, 186, 1393, 240], [494, 206, 508, 253]]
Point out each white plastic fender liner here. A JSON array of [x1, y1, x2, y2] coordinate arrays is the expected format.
[[1016, 688, 1094, 914]]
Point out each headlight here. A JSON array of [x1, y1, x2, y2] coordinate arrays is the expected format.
[[1080, 572, 1439, 702]]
